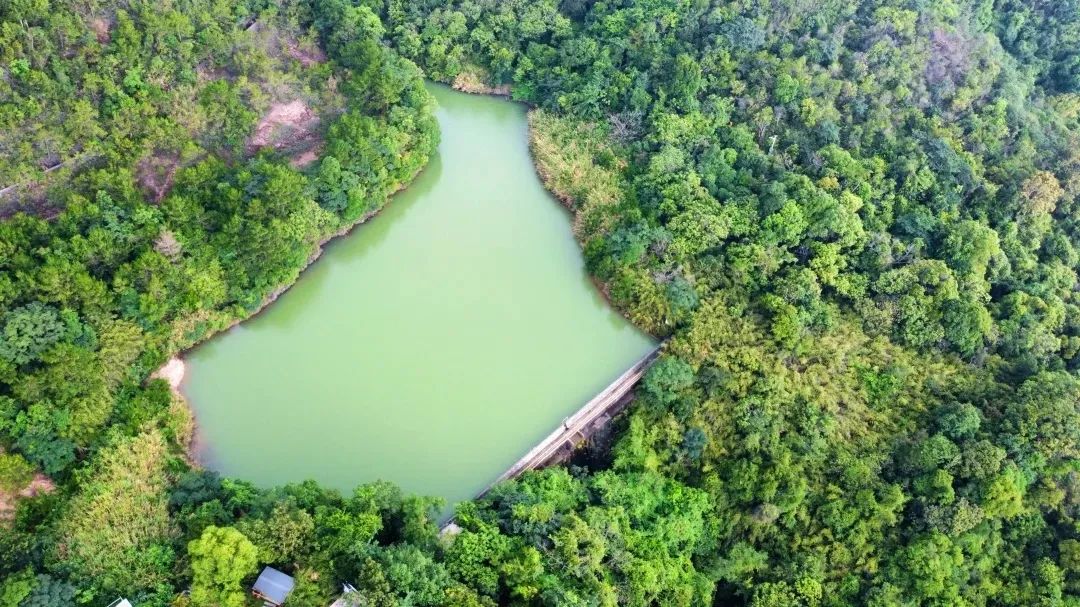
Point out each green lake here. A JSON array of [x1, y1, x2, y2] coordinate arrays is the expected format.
[[181, 84, 656, 513]]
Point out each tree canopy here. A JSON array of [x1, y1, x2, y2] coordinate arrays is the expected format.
[[5, 0, 1080, 605]]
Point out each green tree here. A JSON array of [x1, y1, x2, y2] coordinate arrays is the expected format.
[[0, 570, 37, 607], [236, 501, 314, 564], [0, 304, 64, 366], [188, 526, 258, 607], [642, 356, 695, 406], [0, 452, 33, 493], [52, 430, 176, 595], [19, 576, 74, 607]]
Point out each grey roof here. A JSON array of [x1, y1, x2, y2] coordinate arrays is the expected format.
[[328, 585, 358, 607], [253, 567, 295, 605]]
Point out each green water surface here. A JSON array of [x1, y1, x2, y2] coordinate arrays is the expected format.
[[182, 84, 656, 512]]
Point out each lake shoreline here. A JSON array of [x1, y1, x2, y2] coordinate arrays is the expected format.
[[157, 161, 431, 463], [173, 75, 624, 386], [168, 80, 645, 474], [521, 111, 648, 334], [442, 77, 647, 335], [176, 84, 655, 507]]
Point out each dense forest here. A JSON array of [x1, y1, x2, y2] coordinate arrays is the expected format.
[[4, 0, 1080, 605]]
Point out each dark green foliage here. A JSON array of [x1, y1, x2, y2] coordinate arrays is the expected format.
[[380, 0, 1080, 375], [169, 470, 226, 513], [368, 0, 1080, 602], [995, 0, 1080, 93], [0, 304, 64, 366], [0, 0, 438, 602], [451, 468, 714, 604], [642, 356, 695, 406], [19, 576, 74, 607], [198, 82, 260, 154], [4, 0, 1080, 605]]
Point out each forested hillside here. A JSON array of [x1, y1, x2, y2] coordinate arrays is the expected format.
[[1, 0, 440, 604], [0, 0, 341, 215], [375, 0, 1080, 602], [4, 0, 1080, 606]]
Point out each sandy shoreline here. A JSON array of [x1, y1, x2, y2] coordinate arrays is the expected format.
[[152, 357, 186, 391]]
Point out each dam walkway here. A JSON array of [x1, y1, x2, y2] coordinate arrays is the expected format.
[[441, 344, 663, 532], [476, 345, 662, 496], [441, 345, 662, 531], [440, 344, 663, 533]]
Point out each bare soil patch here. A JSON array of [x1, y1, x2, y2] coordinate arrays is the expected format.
[[284, 39, 326, 67], [248, 99, 324, 165], [0, 474, 55, 523], [248, 19, 327, 68], [250, 100, 315, 147], [137, 152, 186, 203], [90, 17, 111, 43], [290, 146, 322, 169], [0, 158, 85, 219], [152, 357, 186, 391]]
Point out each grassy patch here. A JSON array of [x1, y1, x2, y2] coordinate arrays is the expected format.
[[450, 65, 511, 96], [527, 110, 626, 241]]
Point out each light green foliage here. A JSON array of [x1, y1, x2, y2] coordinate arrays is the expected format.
[[95, 319, 145, 388], [0, 453, 33, 493], [188, 526, 257, 607], [236, 501, 315, 565], [12, 344, 111, 444], [750, 579, 822, 607], [0, 570, 36, 607], [282, 569, 331, 607], [5, 0, 1080, 605], [527, 110, 626, 239], [0, 0, 431, 600], [443, 517, 511, 597], [51, 430, 176, 596], [469, 468, 714, 604]]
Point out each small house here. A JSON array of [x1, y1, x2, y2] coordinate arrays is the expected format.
[[252, 567, 295, 607]]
